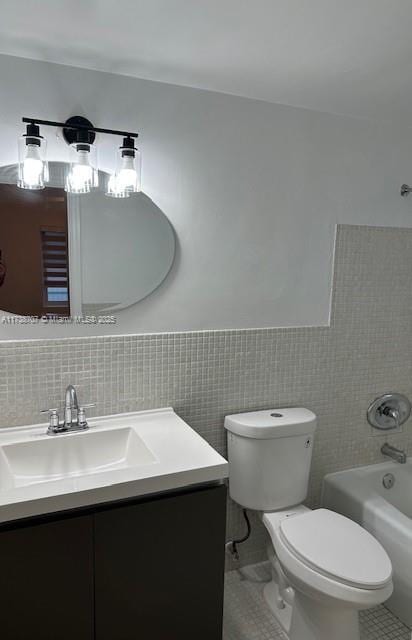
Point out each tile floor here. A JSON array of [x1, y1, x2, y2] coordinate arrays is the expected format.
[[223, 564, 411, 640]]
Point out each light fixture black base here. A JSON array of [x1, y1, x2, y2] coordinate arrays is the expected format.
[[23, 116, 138, 139], [63, 116, 96, 146]]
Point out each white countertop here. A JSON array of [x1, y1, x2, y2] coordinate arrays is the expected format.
[[0, 408, 228, 524]]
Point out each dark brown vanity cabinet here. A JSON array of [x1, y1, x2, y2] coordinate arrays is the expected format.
[[94, 484, 227, 640], [0, 513, 94, 640], [0, 484, 226, 640]]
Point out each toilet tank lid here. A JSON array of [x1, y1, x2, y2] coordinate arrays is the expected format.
[[224, 408, 317, 439]]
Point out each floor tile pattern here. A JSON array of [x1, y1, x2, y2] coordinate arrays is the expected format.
[[223, 565, 411, 640]]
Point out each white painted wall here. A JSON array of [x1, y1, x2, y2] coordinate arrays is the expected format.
[[1, 54, 412, 338]]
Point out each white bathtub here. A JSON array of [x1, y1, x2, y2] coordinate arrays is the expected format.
[[322, 460, 412, 627]]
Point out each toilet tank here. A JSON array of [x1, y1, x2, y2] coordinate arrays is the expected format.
[[224, 408, 317, 511]]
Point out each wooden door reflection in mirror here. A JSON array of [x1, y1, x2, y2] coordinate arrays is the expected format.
[[0, 184, 70, 317]]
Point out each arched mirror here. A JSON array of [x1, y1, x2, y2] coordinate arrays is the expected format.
[[0, 163, 175, 319]]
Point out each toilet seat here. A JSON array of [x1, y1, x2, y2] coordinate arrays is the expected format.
[[263, 508, 393, 607], [279, 508, 392, 590]]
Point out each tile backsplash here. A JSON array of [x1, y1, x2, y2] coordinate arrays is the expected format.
[[1, 224, 412, 566]]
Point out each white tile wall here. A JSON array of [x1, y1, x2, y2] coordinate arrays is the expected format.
[[1, 224, 412, 566]]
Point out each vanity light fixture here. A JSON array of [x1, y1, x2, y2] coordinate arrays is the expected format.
[[115, 136, 141, 194], [64, 117, 98, 194], [18, 116, 140, 196], [106, 136, 141, 198], [17, 122, 48, 190]]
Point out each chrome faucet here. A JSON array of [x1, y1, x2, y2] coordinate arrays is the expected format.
[[64, 384, 79, 429], [381, 442, 407, 464], [41, 384, 95, 435]]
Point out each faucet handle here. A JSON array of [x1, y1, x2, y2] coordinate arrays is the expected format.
[[40, 408, 60, 431], [77, 404, 96, 428]]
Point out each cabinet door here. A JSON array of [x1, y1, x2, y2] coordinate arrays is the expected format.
[[95, 485, 227, 640], [0, 514, 94, 640]]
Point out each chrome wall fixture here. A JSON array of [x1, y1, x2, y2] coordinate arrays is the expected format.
[[401, 184, 412, 197], [18, 116, 141, 198], [367, 392, 411, 430]]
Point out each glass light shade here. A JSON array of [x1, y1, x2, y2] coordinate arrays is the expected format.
[[18, 135, 48, 190], [106, 174, 130, 198], [113, 144, 141, 194], [65, 143, 98, 194]]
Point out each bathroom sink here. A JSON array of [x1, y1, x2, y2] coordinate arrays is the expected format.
[[0, 407, 228, 524], [1, 427, 156, 488]]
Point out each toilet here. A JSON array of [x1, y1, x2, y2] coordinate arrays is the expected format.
[[224, 408, 393, 640]]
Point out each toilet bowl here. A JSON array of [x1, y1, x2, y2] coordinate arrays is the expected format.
[[224, 408, 393, 640], [262, 506, 392, 640]]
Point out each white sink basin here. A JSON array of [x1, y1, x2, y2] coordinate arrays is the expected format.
[[0, 407, 228, 524], [1, 427, 156, 488]]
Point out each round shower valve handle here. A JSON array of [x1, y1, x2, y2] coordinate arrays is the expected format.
[[380, 406, 399, 420], [367, 393, 411, 430]]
